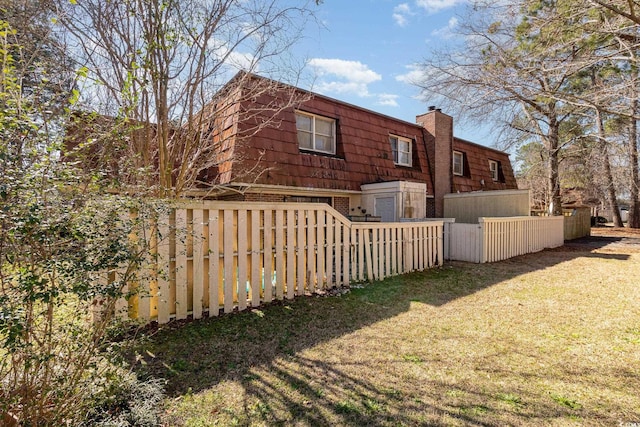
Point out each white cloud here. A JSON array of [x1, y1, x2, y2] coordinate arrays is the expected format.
[[393, 3, 412, 26], [393, 13, 409, 27], [395, 64, 424, 85], [396, 3, 411, 13], [226, 51, 256, 71], [308, 58, 382, 97], [431, 16, 459, 38], [309, 58, 381, 84], [415, 0, 466, 14], [307, 58, 400, 107], [376, 93, 399, 107], [208, 38, 256, 72], [315, 81, 371, 97]]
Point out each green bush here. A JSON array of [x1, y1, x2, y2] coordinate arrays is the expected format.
[[0, 17, 168, 425], [0, 193, 167, 425]]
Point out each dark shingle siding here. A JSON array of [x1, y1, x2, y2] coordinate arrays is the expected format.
[[232, 94, 433, 194]]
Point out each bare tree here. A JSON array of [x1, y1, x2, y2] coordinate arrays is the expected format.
[[413, 1, 592, 215], [414, 0, 640, 226], [587, 0, 640, 25], [54, 0, 318, 197], [570, 1, 640, 227]]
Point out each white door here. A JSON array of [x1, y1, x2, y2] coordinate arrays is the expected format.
[[375, 196, 396, 222]]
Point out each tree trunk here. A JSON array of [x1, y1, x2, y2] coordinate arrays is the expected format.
[[628, 97, 640, 228], [596, 108, 624, 227], [548, 118, 563, 216]]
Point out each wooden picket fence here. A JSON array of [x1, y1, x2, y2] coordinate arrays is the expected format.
[[112, 201, 444, 325], [480, 216, 564, 262], [447, 216, 565, 263]]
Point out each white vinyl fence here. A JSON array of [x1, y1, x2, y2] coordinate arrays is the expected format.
[[112, 201, 444, 325], [447, 216, 565, 263]]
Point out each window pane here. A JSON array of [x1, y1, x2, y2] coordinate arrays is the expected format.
[[315, 134, 334, 152], [295, 111, 335, 154], [315, 118, 333, 136], [399, 140, 410, 152], [489, 161, 498, 179], [297, 131, 312, 149], [295, 114, 312, 131], [453, 153, 463, 174], [399, 152, 410, 165]]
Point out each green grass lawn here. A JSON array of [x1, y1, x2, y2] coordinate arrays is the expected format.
[[133, 241, 640, 426]]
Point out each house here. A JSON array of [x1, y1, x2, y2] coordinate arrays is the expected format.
[[201, 73, 518, 221]]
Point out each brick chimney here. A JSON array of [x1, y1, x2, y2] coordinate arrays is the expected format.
[[416, 108, 453, 217]]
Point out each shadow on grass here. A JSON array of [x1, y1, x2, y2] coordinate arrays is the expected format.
[[130, 240, 635, 424], [564, 234, 640, 254], [236, 353, 630, 426]]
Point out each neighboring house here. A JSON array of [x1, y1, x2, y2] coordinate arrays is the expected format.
[[201, 73, 518, 220]]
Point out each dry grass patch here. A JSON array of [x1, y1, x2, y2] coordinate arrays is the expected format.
[[133, 239, 640, 426]]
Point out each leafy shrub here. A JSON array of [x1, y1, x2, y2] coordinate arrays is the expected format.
[[0, 193, 167, 425], [0, 18, 168, 424]]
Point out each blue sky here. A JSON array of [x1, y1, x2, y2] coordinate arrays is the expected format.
[[291, 0, 488, 144]]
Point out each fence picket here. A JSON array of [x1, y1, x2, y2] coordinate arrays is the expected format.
[[223, 210, 234, 313], [275, 210, 285, 299], [326, 216, 334, 288], [157, 212, 171, 323], [342, 224, 350, 286], [296, 209, 305, 295], [237, 210, 248, 311], [364, 229, 373, 281], [208, 209, 220, 317], [250, 210, 261, 307], [306, 210, 316, 292], [316, 210, 325, 290], [175, 209, 188, 320], [371, 228, 379, 280], [286, 210, 296, 299], [263, 210, 273, 303], [192, 209, 204, 319]]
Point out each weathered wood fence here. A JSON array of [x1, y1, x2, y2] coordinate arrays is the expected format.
[[114, 201, 444, 324], [447, 216, 565, 263], [563, 207, 591, 240]]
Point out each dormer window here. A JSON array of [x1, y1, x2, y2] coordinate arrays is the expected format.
[[489, 160, 498, 181], [390, 135, 412, 167], [295, 111, 336, 154], [453, 151, 464, 176]]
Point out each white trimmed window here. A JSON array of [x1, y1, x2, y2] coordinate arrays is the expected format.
[[489, 160, 498, 181], [453, 151, 464, 176], [390, 135, 412, 166], [295, 111, 336, 154]]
